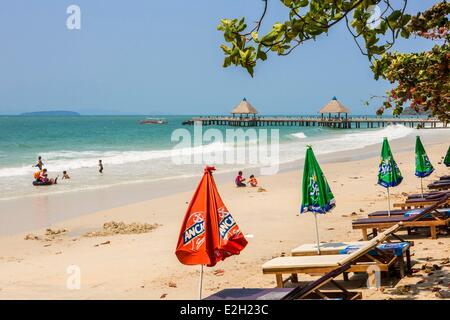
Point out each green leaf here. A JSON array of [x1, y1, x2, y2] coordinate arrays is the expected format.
[[257, 50, 267, 61]]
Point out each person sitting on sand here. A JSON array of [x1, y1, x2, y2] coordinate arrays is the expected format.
[[98, 160, 104, 174], [62, 171, 70, 179], [235, 171, 246, 187], [249, 174, 258, 187]]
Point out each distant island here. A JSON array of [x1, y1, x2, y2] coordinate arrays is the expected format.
[[20, 111, 81, 116], [401, 107, 431, 116]]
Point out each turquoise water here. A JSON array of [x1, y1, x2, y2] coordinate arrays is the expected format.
[[0, 115, 418, 200]]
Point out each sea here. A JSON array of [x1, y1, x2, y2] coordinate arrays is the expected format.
[[0, 115, 443, 201]]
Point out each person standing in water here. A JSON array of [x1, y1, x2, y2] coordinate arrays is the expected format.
[[98, 160, 104, 173], [33, 156, 44, 170]]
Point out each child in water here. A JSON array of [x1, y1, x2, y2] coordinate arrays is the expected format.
[[33, 156, 44, 170], [62, 171, 71, 179], [249, 175, 258, 187], [98, 160, 104, 173]]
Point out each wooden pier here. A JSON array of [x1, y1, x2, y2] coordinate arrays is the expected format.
[[182, 116, 446, 129]]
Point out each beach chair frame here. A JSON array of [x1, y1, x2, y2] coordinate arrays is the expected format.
[[263, 226, 409, 289], [353, 198, 450, 240]]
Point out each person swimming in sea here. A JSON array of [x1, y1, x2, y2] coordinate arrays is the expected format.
[[62, 171, 71, 179], [98, 160, 104, 173]]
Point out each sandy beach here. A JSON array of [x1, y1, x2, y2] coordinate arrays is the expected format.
[[0, 141, 449, 300]]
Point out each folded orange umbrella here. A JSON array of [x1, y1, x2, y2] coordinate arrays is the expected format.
[[175, 166, 248, 267]]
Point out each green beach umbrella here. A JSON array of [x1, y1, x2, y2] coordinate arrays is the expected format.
[[444, 146, 450, 167], [300, 146, 335, 254], [415, 136, 434, 197], [378, 138, 403, 216]]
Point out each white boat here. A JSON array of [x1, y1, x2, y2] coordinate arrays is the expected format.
[[139, 118, 168, 124]]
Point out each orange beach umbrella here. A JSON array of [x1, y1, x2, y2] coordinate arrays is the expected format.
[[175, 166, 248, 298]]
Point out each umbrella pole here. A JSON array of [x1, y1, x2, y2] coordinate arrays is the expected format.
[[314, 213, 321, 255], [420, 178, 424, 198], [387, 187, 391, 217], [198, 264, 204, 300]]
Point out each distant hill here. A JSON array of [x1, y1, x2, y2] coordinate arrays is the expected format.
[[20, 111, 81, 116], [401, 107, 431, 116]]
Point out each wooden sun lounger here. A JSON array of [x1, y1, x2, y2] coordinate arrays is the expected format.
[[428, 181, 450, 191], [368, 209, 407, 217], [393, 193, 450, 209], [407, 191, 449, 200], [368, 208, 449, 218], [205, 262, 362, 300], [352, 198, 450, 240], [263, 226, 409, 288]]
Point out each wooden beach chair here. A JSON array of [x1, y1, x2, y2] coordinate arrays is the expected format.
[[406, 190, 449, 200], [428, 180, 450, 191], [393, 192, 450, 209], [205, 262, 362, 300], [262, 226, 410, 288], [352, 198, 450, 240], [368, 207, 449, 218]]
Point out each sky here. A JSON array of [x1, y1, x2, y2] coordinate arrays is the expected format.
[[0, 1, 437, 115]]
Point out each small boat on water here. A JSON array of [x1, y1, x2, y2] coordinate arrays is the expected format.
[[139, 118, 168, 125]]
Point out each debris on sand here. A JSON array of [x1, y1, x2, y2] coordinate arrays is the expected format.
[[83, 221, 160, 237], [160, 293, 167, 299], [94, 240, 111, 247], [168, 281, 177, 288], [392, 285, 417, 295], [359, 208, 365, 213], [213, 269, 225, 276], [45, 228, 67, 236], [24, 234, 40, 240], [24, 228, 68, 241], [257, 187, 267, 192]]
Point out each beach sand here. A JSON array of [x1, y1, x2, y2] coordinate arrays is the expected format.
[[0, 143, 448, 300]]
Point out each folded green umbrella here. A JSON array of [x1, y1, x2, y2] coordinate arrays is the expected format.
[[301, 146, 335, 254], [378, 138, 402, 216], [445, 146, 450, 167], [415, 136, 434, 177]]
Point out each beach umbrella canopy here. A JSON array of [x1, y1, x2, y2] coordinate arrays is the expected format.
[[300, 146, 335, 254], [445, 146, 450, 167], [415, 136, 434, 178], [378, 138, 402, 216], [378, 138, 403, 188], [301, 146, 336, 213], [175, 166, 248, 267]]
